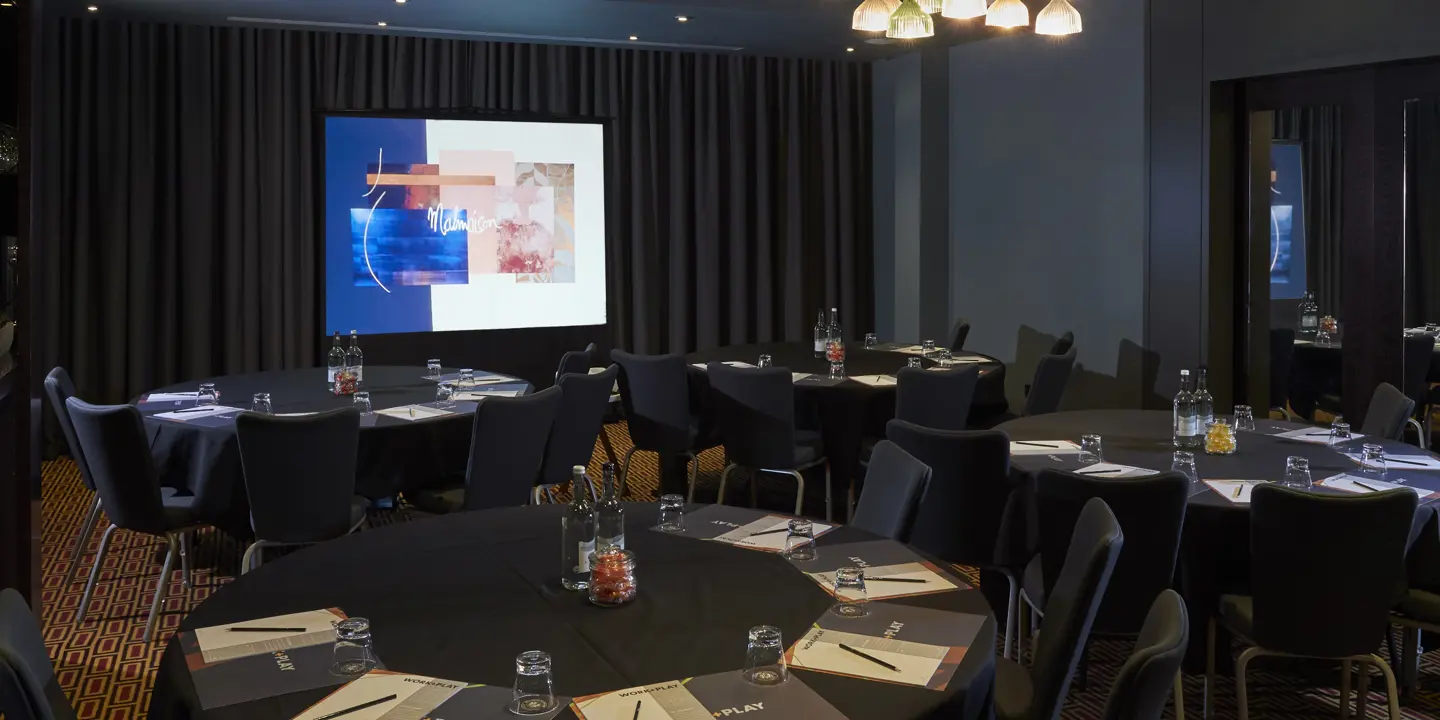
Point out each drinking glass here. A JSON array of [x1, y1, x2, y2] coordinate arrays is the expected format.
[[1360, 443, 1387, 480], [657, 494, 685, 532], [508, 650, 557, 715], [937, 349, 953, 367], [1427, 323, 1438, 336], [742, 626, 788, 686], [197, 383, 218, 407], [1171, 451, 1199, 486], [1232, 405, 1255, 432], [783, 519, 818, 562], [353, 391, 372, 414], [864, 333, 878, 348], [330, 618, 376, 676], [906, 357, 923, 370], [426, 359, 442, 379], [1079, 434, 1104, 465], [1330, 421, 1353, 446], [436, 382, 455, 408], [458, 368, 475, 388], [251, 393, 272, 415], [921, 340, 937, 357], [1281, 456, 1313, 490], [757, 354, 773, 369], [829, 567, 869, 618]]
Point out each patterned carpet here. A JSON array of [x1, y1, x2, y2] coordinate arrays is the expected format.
[[33, 422, 1440, 718]]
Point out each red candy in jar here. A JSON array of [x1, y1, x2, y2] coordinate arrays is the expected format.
[[587, 548, 636, 607]]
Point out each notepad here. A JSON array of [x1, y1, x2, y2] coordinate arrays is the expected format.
[[848, 374, 897, 387], [1321, 473, 1436, 499], [453, 389, 523, 400], [1350, 453, 1440, 470], [1274, 427, 1362, 445], [143, 392, 200, 402], [1073, 463, 1155, 478], [374, 405, 453, 422], [788, 626, 946, 688], [292, 671, 466, 720], [1009, 440, 1082, 455], [1204, 479, 1266, 504], [193, 609, 343, 664], [712, 515, 835, 552], [152, 406, 243, 422]]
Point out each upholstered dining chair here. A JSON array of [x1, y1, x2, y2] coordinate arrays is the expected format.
[[44, 367, 104, 586], [1100, 590, 1189, 720], [948, 319, 972, 352], [995, 498, 1124, 720], [848, 439, 931, 542], [1204, 485, 1414, 720], [860, 366, 980, 469], [411, 386, 563, 513], [708, 362, 833, 520], [1050, 331, 1075, 357], [1359, 382, 1418, 443], [0, 588, 75, 720], [555, 343, 596, 381], [611, 350, 720, 500], [234, 408, 367, 574], [67, 399, 204, 643], [538, 365, 620, 501], [1023, 346, 1077, 417]]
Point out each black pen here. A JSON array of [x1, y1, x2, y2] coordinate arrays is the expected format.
[[1078, 468, 1124, 475], [748, 527, 790, 537], [1305, 432, 1332, 436], [838, 643, 899, 672], [1352, 480, 1384, 493], [1384, 457, 1430, 467], [313, 694, 398, 720], [227, 626, 307, 633], [174, 407, 219, 414], [633, 699, 642, 720], [864, 576, 928, 584], [1014, 441, 1059, 448]]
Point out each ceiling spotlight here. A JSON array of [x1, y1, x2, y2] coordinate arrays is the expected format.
[[846, 47, 855, 52], [629, 35, 638, 40], [87, 4, 98, 10], [377, 21, 387, 26], [0, 2, 16, 7], [395, 0, 406, 3], [675, 15, 688, 22]]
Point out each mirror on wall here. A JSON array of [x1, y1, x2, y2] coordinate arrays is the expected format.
[[1403, 96, 1440, 443]]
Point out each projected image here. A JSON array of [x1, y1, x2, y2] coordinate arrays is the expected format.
[[1269, 142, 1308, 300], [323, 116, 607, 335]]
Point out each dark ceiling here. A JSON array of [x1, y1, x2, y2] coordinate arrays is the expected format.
[[42, 0, 1009, 60]]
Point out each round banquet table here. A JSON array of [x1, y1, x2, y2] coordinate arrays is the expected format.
[[998, 409, 1440, 668], [147, 504, 998, 720], [138, 366, 532, 538], [686, 343, 1007, 510]]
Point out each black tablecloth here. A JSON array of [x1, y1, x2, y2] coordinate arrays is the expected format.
[[998, 409, 1440, 669], [147, 504, 997, 720], [139, 366, 532, 537], [685, 343, 1007, 514]]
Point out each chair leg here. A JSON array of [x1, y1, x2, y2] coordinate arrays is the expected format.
[[1235, 646, 1262, 720], [717, 464, 737, 507], [1401, 626, 1421, 696], [619, 447, 639, 498], [685, 453, 699, 504], [78, 524, 117, 621], [241, 542, 262, 575], [598, 425, 619, 467], [1174, 671, 1186, 720], [781, 470, 806, 517], [63, 496, 103, 585], [1356, 661, 1371, 720], [1366, 653, 1403, 720], [1339, 660, 1353, 720], [180, 530, 194, 589], [143, 535, 180, 643], [1204, 618, 1216, 720], [1002, 571, 1018, 660], [823, 462, 832, 523]]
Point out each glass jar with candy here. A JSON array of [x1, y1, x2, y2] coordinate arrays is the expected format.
[[587, 548, 636, 607], [332, 368, 359, 396]]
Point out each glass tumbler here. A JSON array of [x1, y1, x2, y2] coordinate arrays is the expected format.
[[436, 382, 455, 408], [251, 393, 272, 415], [1079, 434, 1104, 465], [906, 357, 924, 371], [508, 650, 557, 715], [1172, 451, 1199, 486], [1360, 443, 1387, 480], [330, 618, 377, 676], [197, 383, 218, 407], [458, 369, 475, 388], [921, 340, 937, 357], [657, 494, 685, 532], [830, 567, 869, 618], [864, 333, 878, 348], [783, 519, 818, 562], [1281, 456, 1313, 489], [1330, 422, 1353, 446], [757, 354, 773, 369], [742, 626, 788, 686], [353, 391, 372, 414], [426, 359, 442, 379], [1232, 405, 1255, 432], [937, 349, 953, 367]]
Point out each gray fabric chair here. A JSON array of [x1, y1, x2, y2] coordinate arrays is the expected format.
[[1050, 331, 1075, 356], [0, 589, 76, 720], [848, 440, 931, 542], [1023, 346, 1077, 417], [66, 399, 203, 643], [612, 350, 720, 500], [234, 408, 367, 574], [996, 497, 1124, 720], [537, 365, 620, 501], [44, 367, 103, 586], [1360, 381, 1417, 443], [949, 319, 972, 352], [1100, 590, 1189, 720], [896, 365, 981, 432]]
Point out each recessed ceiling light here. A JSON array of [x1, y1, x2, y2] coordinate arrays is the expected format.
[[675, 15, 689, 22], [1, 2, 16, 7], [628, 35, 638, 40], [87, 4, 98, 10], [377, 21, 387, 26], [846, 47, 855, 52], [395, 0, 406, 3]]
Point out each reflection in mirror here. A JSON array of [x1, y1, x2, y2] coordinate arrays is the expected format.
[[1403, 97, 1440, 443]]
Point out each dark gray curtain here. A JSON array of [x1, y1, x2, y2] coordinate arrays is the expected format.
[[36, 19, 873, 402], [1274, 106, 1344, 317], [1406, 98, 1440, 327]]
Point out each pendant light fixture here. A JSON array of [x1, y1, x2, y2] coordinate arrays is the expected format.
[[1035, 0, 1082, 34], [941, 0, 988, 19], [851, 0, 899, 32], [915, 0, 944, 12], [887, 0, 936, 38], [985, 0, 1029, 27]]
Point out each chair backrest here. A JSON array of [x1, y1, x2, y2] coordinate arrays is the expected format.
[[707, 363, 799, 469], [463, 386, 564, 511], [849, 440, 932, 542], [895, 366, 980, 431], [1100, 589, 1190, 720], [1050, 331, 1075, 356], [1033, 468, 1189, 634], [1024, 346, 1077, 417], [1250, 485, 1415, 657], [43, 367, 94, 491], [948, 320, 972, 352], [64, 399, 167, 535], [555, 346, 595, 381], [1030, 498, 1124, 720], [0, 589, 75, 720], [612, 350, 694, 455], [235, 408, 361, 544], [1402, 334, 1434, 410], [1359, 381, 1416, 441], [886, 419, 1011, 566], [1269, 328, 1296, 411], [540, 365, 620, 487]]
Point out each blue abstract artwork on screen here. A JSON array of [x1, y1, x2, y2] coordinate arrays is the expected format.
[[350, 208, 469, 289]]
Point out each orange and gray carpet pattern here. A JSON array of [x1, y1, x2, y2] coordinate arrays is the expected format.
[[34, 423, 1440, 718]]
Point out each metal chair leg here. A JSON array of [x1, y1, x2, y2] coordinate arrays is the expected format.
[[180, 530, 194, 589], [78, 524, 117, 621], [1401, 626, 1421, 695], [1356, 661, 1371, 720], [64, 496, 103, 585], [1339, 660, 1353, 720], [1002, 571, 1018, 660], [783, 470, 806, 517], [598, 425, 619, 467], [619, 447, 639, 498], [717, 464, 737, 506], [1174, 671, 1186, 720], [1367, 652, 1403, 720], [143, 535, 179, 643], [1204, 618, 1216, 720], [685, 453, 699, 504], [241, 542, 262, 575], [1235, 646, 1262, 720]]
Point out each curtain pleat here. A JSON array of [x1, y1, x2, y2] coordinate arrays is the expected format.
[[37, 19, 873, 403], [1406, 99, 1440, 327]]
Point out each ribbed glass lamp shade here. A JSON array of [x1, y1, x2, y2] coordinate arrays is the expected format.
[[852, 0, 900, 31], [1035, 0, 1082, 34], [985, 0, 1029, 27], [941, 0, 988, 19], [887, 0, 936, 38], [915, 0, 944, 12]]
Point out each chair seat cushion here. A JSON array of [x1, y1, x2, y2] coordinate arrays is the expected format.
[[409, 486, 465, 515], [1219, 593, 1255, 640], [1022, 554, 1046, 613], [159, 493, 199, 529], [994, 657, 1035, 720], [1396, 588, 1440, 623]]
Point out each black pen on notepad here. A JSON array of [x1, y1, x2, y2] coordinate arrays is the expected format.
[[838, 643, 899, 672], [1352, 480, 1385, 493], [1079, 468, 1124, 475], [227, 626, 307, 633], [865, 576, 928, 584], [633, 700, 642, 720], [1014, 441, 1058, 448], [1383, 456, 1429, 467], [173, 407, 217, 414], [748, 527, 790, 537], [313, 694, 398, 720]]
